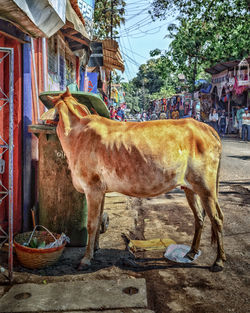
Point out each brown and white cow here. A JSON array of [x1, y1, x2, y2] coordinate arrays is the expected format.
[[43, 89, 226, 272]]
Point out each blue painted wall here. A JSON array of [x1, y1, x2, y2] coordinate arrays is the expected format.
[[22, 42, 33, 231]]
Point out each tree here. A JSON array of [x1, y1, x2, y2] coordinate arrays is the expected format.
[[132, 59, 165, 95], [123, 54, 183, 112], [149, 0, 250, 91], [150, 0, 249, 22], [112, 71, 124, 84], [122, 81, 141, 113], [93, 0, 126, 39]]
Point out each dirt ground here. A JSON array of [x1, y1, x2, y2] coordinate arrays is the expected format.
[[0, 137, 249, 313]]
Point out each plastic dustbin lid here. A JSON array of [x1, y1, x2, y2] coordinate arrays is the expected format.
[[39, 91, 110, 119]]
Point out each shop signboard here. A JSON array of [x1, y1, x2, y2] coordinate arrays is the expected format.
[[78, 0, 95, 38], [82, 72, 98, 93]]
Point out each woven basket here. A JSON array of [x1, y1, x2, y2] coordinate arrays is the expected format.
[[14, 230, 66, 269]]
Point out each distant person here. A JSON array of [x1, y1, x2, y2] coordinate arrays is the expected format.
[[136, 112, 141, 121], [109, 106, 116, 120], [209, 108, 219, 133], [242, 107, 250, 141], [141, 111, 148, 121], [172, 110, 179, 119], [179, 102, 184, 118], [116, 107, 125, 121], [236, 106, 245, 137], [218, 110, 227, 136], [159, 111, 166, 119], [150, 112, 158, 120]]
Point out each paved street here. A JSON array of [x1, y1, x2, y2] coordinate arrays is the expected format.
[[0, 136, 249, 313]]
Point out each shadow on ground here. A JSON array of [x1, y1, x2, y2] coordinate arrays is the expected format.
[[0, 247, 210, 278], [228, 155, 250, 161]]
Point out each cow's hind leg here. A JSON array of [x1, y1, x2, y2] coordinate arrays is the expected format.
[[200, 195, 226, 272], [78, 190, 104, 270], [94, 195, 105, 252], [184, 188, 205, 260]]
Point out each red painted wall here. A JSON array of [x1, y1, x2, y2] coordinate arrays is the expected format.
[[0, 35, 22, 234]]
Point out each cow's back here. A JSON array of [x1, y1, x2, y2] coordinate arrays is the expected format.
[[65, 117, 221, 196]]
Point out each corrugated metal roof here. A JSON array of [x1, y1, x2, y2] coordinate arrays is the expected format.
[[102, 39, 125, 72], [205, 57, 250, 75], [0, 0, 66, 38]]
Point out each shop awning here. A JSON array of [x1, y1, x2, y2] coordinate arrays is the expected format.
[[102, 39, 125, 72], [0, 0, 66, 38], [60, 0, 90, 53], [205, 57, 250, 74]]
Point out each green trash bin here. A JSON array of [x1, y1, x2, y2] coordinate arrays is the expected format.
[[29, 124, 88, 246]]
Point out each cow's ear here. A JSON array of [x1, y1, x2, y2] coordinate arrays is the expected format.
[[48, 95, 61, 104], [41, 107, 57, 120], [65, 87, 71, 97]]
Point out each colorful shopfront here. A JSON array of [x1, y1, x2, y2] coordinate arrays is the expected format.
[[206, 57, 250, 132], [0, 0, 92, 280], [150, 93, 193, 119]]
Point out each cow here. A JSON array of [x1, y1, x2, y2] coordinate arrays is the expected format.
[[42, 88, 226, 272]]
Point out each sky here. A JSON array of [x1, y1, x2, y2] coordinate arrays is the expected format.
[[118, 0, 176, 81]]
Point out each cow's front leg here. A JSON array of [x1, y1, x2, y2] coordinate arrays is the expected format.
[[78, 190, 104, 270]]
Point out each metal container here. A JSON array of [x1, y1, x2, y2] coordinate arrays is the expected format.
[[29, 124, 88, 246]]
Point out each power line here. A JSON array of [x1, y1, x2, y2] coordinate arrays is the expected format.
[[118, 37, 135, 80], [122, 46, 148, 60]]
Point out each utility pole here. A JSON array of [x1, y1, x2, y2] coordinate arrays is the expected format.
[[108, 0, 114, 102]]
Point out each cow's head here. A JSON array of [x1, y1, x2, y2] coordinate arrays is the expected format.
[[41, 88, 91, 135]]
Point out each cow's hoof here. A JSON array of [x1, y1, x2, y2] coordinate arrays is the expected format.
[[77, 263, 90, 271], [77, 259, 91, 271], [210, 264, 223, 272], [185, 250, 197, 261], [210, 260, 224, 272]]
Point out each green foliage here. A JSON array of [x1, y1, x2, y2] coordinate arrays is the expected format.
[[148, 0, 250, 92], [132, 59, 165, 94], [112, 71, 124, 84], [123, 55, 183, 111], [93, 0, 126, 39], [150, 0, 249, 22]]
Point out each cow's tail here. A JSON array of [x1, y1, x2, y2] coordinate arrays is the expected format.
[[216, 154, 221, 198], [211, 155, 224, 245]]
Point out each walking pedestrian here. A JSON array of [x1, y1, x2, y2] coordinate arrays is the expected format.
[[242, 107, 250, 141], [219, 110, 227, 136], [159, 111, 166, 119], [116, 107, 125, 121], [209, 108, 219, 133], [109, 106, 116, 120], [236, 106, 245, 137]]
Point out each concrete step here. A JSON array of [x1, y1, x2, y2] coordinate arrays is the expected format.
[[0, 278, 148, 312]]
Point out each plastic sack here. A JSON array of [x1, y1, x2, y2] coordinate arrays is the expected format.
[[164, 244, 201, 263]]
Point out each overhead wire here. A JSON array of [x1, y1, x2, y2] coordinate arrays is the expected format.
[[118, 2, 154, 79], [118, 37, 135, 81], [118, 0, 175, 80]]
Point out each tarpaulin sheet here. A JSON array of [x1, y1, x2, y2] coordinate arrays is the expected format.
[[128, 238, 176, 252]]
